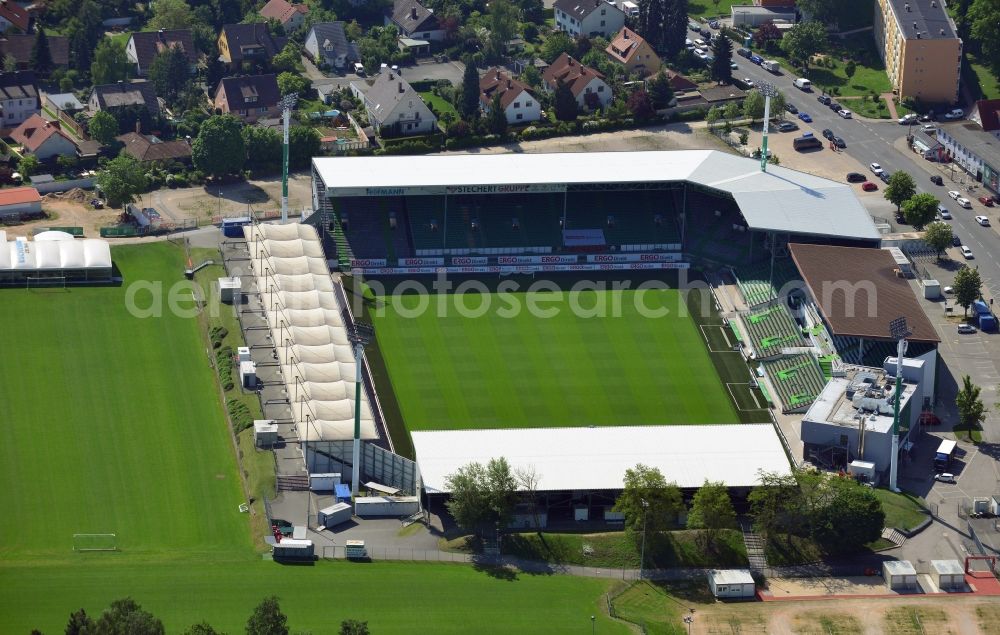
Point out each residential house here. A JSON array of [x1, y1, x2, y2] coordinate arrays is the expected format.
[[0, 70, 38, 126], [909, 128, 945, 160], [553, 0, 624, 39], [360, 70, 436, 136], [936, 121, 1000, 196], [0, 34, 69, 70], [971, 99, 1000, 141], [479, 67, 540, 125], [126, 29, 198, 77], [605, 27, 661, 77], [0, 186, 40, 219], [386, 0, 446, 42], [542, 53, 611, 110], [217, 23, 286, 69], [116, 131, 192, 164], [9, 113, 75, 160], [89, 80, 160, 116], [874, 0, 962, 104], [304, 22, 359, 70], [260, 0, 309, 31], [0, 1, 30, 33], [666, 69, 698, 93], [212, 74, 280, 124]]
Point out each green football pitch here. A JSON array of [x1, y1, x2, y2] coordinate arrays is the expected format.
[[370, 287, 739, 432], [0, 243, 251, 560]]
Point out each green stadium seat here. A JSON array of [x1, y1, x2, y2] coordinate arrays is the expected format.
[[761, 354, 827, 413], [742, 304, 806, 359]]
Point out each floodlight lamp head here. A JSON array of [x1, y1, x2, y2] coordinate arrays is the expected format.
[[349, 321, 375, 346], [758, 82, 778, 98], [889, 316, 912, 341], [280, 93, 299, 112]]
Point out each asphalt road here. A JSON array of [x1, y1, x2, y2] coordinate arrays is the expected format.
[[732, 48, 1000, 301]]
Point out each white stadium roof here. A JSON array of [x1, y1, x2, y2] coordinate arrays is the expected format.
[[412, 424, 792, 493], [312, 151, 881, 241], [0, 231, 111, 271]]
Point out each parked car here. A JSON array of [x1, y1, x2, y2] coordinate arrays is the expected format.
[[957, 197, 972, 208], [838, 109, 853, 119], [777, 121, 798, 132], [976, 215, 991, 226], [695, 38, 706, 46], [934, 472, 957, 483], [920, 112, 936, 122], [709, 19, 720, 28], [828, 101, 841, 111], [938, 205, 952, 219], [948, 190, 961, 200], [862, 181, 878, 192], [833, 136, 846, 148], [895, 211, 907, 223], [944, 108, 964, 120], [957, 324, 977, 335], [798, 112, 813, 122], [750, 54, 763, 65], [743, 77, 754, 86], [979, 196, 995, 207], [730, 61, 738, 69], [846, 172, 866, 183], [785, 103, 798, 114], [961, 245, 974, 258], [90, 199, 104, 209], [930, 175, 944, 185], [817, 94, 831, 105], [870, 162, 884, 175], [879, 171, 892, 184], [944, 285, 954, 293], [737, 47, 751, 58], [952, 234, 962, 246], [822, 128, 835, 140], [898, 113, 918, 124], [922, 124, 938, 134]]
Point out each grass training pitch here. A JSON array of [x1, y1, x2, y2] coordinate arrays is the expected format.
[[369, 287, 738, 432], [0, 243, 250, 560]]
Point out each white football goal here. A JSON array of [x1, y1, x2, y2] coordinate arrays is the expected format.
[[72, 533, 118, 552]]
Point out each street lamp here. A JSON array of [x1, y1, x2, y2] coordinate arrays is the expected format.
[[639, 499, 649, 580], [757, 81, 779, 173], [888, 316, 911, 492], [684, 615, 694, 634], [348, 321, 375, 500], [591, 614, 596, 635]]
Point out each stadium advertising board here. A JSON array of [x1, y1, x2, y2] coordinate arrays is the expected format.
[[586, 253, 682, 263], [332, 183, 567, 197], [450, 256, 490, 266], [445, 183, 566, 195], [496, 255, 580, 265], [398, 257, 445, 266], [352, 262, 690, 275], [351, 258, 388, 267]]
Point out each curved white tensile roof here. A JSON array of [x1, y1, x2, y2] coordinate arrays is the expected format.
[[245, 222, 377, 442], [0, 234, 111, 270], [312, 150, 881, 241]]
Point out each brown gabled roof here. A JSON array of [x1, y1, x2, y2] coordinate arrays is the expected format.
[[0, 0, 30, 31], [213, 73, 280, 112], [666, 69, 697, 92], [542, 53, 604, 97], [789, 243, 940, 343], [0, 34, 69, 66], [973, 99, 1000, 132], [479, 67, 532, 110], [10, 114, 72, 152], [260, 0, 309, 25], [116, 132, 192, 162], [605, 27, 647, 64], [129, 30, 197, 69]]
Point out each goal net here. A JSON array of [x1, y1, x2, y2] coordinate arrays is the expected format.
[[72, 533, 118, 552], [26, 275, 67, 290]]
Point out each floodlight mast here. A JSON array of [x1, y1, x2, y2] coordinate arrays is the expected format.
[[758, 82, 778, 173], [888, 316, 911, 492], [279, 93, 298, 224], [348, 322, 375, 500]]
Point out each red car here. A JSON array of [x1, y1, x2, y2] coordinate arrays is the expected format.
[[979, 196, 995, 207], [862, 181, 878, 191]]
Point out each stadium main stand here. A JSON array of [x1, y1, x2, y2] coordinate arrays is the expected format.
[[734, 260, 801, 308], [339, 197, 412, 260], [743, 303, 807, 359], [564, 189, 680, 247], [761, 354, 827, 413]]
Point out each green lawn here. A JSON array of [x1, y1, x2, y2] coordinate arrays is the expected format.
[[965, 57, 1000, 101], [611, 581, 713, 635], [369, 287, 738, 432], [419, 90, 459, 119], [0, 243, 251, 561], [688, 0, 740, 18], [873, 489, 928, 531], [0, 560, 628, 635]]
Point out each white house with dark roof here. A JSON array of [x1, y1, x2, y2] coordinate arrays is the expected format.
[[553, 0, 624, 38], [541, 53, 611, 110], [88, 80, 160, 116], [0, 70, 38, 126], [126, 29, 198, 77], [304, 22, 360, 70], [386, 0, 446, 41], [360, 70, 436, 136]]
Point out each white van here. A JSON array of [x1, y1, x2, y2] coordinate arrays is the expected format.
[[793, 78, 812, 90], [762, 60, 780, 73], [353, 62, 365, 76]]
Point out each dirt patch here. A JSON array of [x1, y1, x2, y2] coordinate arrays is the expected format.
[[3, 199, 119, 239], [884, 605, 954, 635]]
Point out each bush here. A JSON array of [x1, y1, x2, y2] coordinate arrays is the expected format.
[[378, 139, 436, 155], [669, 108, 707, 123], [519, 125, 559, 140], [227, 399, 253, 433], [443, 133, 502, 150], [210, 325, 229, 349], [216, 345, 234, 391]]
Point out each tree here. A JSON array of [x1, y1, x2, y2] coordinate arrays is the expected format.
[[445, 457, 518, 533], [487, 0, 519, 62], [748, 470, 800, 537], [724, 100, 741, 120], [541, 31, 575, 64], [796, 0, 836, 23], [706, 105, 721, 129], [686, 480, 737, 549], [645, 70, 672, 111], [339, 619, 370, 635], [149, 45, 191, 104], [2, 53, 16, 72], [460, 60, 480, 119], [753, 21, 782, 50], [182, 623, 222, 635], [486, 93, 508, 135], [30, 28, 53, 76], [613, 464, 684, 538], [628, 89, 655, 122], [65, 608, 95, 635], [969, 0, 1000, 73], [902, 192, 938, 228], [781, 21, 828, 69], [638, 0, 667, 52], [18, 154, 40, 178], [277, 71, 310, 97], [662, 0, 689, 57], [953, 266, 983, 316], [554, 79, 578, 121], [956, 375, 986, 441], [91, 38, 130, 86], [811, 478, 884, 555], [192, 115, 246, 177], [742, 88, 765, 121], [844, 60, 856, 79], [884, 171, 916, 211], [149, 0, 194, 30], [288, 125, 321, 170], [711, 33, 733, 84], [97, 153, 147, 208], [515, 465, 543, 531], [94, 598, 165, 635], [246, 596, 288, 635], [242, 125, 282, 175], [271, 43, 300, 73], [521, 64, 542, 87], [923, 222, 954, 259], [739, 130, 749, 145]]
